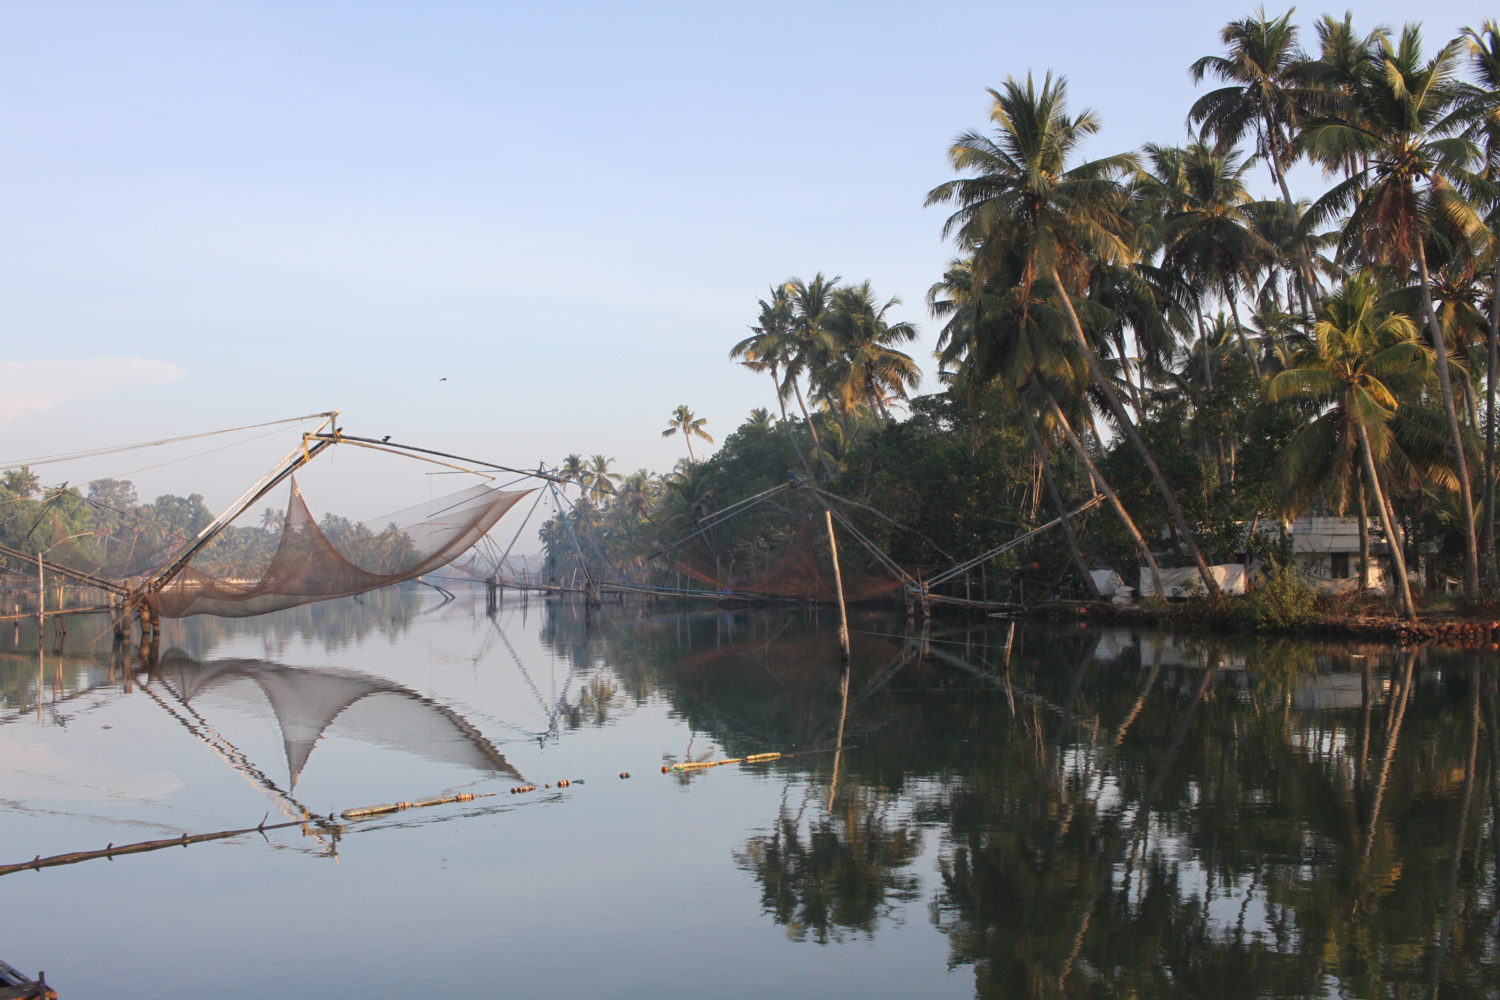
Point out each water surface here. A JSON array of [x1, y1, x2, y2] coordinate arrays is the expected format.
[[0, 592, 1494, 998]]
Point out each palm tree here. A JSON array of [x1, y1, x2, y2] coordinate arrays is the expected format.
[[783, 273, 843, 477], [1459, 20, 1500, 578], [927, 72, 1222, 596], [2, 466, 40, 498], [584, 454, 621, 506], [662, 405, 713, 463], [1267, 273, 1431, 618], [731, 285, 797, 419], [1142, 142, 1273, 372], [731, 286, 816, 477], [816, 282, 921, 430], [1189, 9, 1311, 211], [1189, 9, 1324, 316], [1304, 25, 1490, 600], [929, 251, 1168, 596], [614, 469, 658, 521], [558, 454, 587, 494]]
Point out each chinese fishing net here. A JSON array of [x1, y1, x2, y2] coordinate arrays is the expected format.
[[146, 478, 530, 618]]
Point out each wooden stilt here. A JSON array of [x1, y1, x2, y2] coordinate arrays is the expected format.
[[824, 510, 851, 662]]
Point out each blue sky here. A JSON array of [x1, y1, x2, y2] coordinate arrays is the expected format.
[[0, 0, 1488, 522]]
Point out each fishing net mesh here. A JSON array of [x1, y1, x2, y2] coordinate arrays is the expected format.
[[147, 478, 530, 618], [676, 519, 906, 603]]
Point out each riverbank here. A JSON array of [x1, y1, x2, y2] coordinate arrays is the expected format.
[[1020, 599, 1500, 647]]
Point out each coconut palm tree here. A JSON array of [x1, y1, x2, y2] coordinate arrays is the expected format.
[[783, 274, 843, 477], [1190, 9, 1327, 317], [662, 405, 713, 463], [731, 285, 797, 420], [927, 72, 1222, 596], [558, 454, 587, 494], [1459, 20, 1500, 577], [1267, 273, 1434, 618], [1143, 142, 1274, 373], [1189, 9, 1312, 211], [731, 286, 816, 477], [1304, 24, 1490, 600], [584, 454, 621, 506], [816, 282, 921, 430], [2, 467, 40, 498], [929, 251, 1168, 596]]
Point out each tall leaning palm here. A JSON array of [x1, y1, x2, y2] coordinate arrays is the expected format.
[[1267, 274, 1430, 618], [662, 405, 713, 463], [1305, 25, 1489, 600], [927, 72, 1222, 597]]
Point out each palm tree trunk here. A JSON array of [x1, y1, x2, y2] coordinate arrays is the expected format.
[[1225, 291, 1261, 377], [1039, 387, 1164, 597], [1195, 310, 1213, 391], [790, 379, 835, 480], [1358, 480, 1371, 593], [771, 372, 815, 479], [1417, 247, 1480, 600], [1362, 651, 1415, 866], [1022, 408, 1099, 598], [1113, 330, 1145, 421], [1486, 253, 1499, 584], [1264, 133, 1319, 319], [1048, 265, 1220, 598], [1357, 421, 1416, 618]]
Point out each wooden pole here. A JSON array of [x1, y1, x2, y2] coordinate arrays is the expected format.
[[824, 510, 851, 662]]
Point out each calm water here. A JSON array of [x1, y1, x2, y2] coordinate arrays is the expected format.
[[0, 591, 1495, 999]]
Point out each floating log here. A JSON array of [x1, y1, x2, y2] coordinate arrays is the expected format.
[[0, 817, 305, 878], [341, 791, 486, 819], [664, 752, 783, 773]]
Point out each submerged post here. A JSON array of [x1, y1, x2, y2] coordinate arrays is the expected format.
[[824, 510, 851, 662]]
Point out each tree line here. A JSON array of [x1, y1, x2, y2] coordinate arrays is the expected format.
[[541, 12, 1500, 619]]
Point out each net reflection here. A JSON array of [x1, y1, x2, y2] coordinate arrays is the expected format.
[[142, 649, 522, 806]]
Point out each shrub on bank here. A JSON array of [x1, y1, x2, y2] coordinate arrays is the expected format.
[[1245, 563, 1319, 631]]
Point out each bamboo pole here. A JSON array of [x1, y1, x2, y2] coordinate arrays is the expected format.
[[0, 817, 306, 877], [824, 510, 850, 662]]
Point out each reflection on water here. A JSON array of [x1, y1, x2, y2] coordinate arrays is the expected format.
[[0, 592, 1496, 999]]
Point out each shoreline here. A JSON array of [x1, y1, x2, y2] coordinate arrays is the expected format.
[[1017, 599, 1500, 648]]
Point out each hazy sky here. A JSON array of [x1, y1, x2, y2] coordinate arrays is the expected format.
[[0, 0, 1488, 521]]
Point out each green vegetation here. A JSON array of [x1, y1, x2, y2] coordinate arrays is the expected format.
[[0, 471, 418, 590], [544, 13, 1500, 620]]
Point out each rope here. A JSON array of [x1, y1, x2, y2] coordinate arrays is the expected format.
[[0, 412, 335, 471], [924, 494, 1105, 588]]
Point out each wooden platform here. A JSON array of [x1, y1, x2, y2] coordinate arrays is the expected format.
[[0, 958, 55, 1000]]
